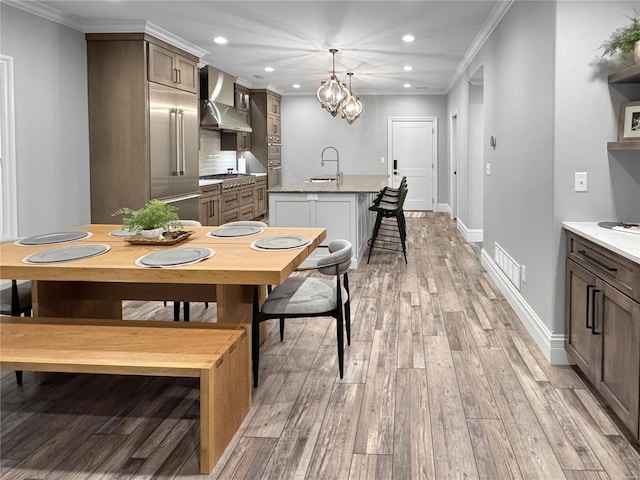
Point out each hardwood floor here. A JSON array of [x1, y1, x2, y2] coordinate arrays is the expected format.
[[2, 212, 640, 479]]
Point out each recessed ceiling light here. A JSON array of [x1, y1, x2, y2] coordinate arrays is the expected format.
[[264, 66, 274, 72], [292, 84, 301, 89], [402, 34, 415, 43], [403, 65, 413, 71], [403, 83, 412, 88], [213, 36, 227, 45]]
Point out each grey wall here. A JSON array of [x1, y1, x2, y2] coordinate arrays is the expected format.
[[281, 94, 449, 203], [552, 1, 640, 331], [1, 4, 90, 236], [449, 0, 558, 328], [448, 0, 640, 349]]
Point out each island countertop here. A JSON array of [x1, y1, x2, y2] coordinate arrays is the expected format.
[[269, 175, 388, 193]]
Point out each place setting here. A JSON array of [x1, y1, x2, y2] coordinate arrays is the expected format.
[[16, 231, 92, 246], [207, 225, 264, 238], [250, 235, 311, 251], [22, 243, 111, 264], [134, 247, 215, 268]]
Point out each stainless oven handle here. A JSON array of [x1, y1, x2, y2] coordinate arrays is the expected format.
[[269, 166, 283, 170]]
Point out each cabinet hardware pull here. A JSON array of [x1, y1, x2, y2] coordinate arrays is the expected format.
[[176, 68, 181, 84], [577, 250, 617, 272], [586, 284, 595, 329], [590, 288, 601, 335]]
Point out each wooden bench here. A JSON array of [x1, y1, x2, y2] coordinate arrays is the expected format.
[[0, 317, 251, 475]]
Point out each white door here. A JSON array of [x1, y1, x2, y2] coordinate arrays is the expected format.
[[388, 118, 435, 211]]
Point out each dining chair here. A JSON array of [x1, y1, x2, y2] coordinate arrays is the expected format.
[[166, 220, 207, 321], [251, 239, 352, 387], [0, 280, 32, 385]]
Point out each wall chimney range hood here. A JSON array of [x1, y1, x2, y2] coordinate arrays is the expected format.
[[200, 66, 252, 133]]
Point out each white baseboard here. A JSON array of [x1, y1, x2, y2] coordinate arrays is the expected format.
[[457, 219, 483, 243], [437, 203, 451, 214], [481, 248, 568, 365]]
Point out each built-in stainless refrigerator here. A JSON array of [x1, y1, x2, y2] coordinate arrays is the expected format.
[[148, 83, 200, 220]]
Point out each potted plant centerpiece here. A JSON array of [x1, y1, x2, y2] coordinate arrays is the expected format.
[[113, 199, 181, 239], [600, 9, 640, 64]]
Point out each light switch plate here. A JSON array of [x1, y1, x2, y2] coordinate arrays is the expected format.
[[575, 172, 587, 192], [380, 156, 385, 164], [486, 163, 491, 175]]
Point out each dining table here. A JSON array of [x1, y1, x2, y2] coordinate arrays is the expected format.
[[0, 224, 327, 327]]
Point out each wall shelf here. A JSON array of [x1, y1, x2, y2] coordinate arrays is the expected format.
[[607, 140, 640, 151], [608, 64, 640, 152], [608, 63, 640, 84]]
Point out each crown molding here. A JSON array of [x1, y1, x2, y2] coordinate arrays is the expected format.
[[235, 77, 253, 89], [446, 0, 514, 93], [2, 1, 208, 59]]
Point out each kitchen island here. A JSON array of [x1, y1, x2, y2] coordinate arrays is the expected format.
[[269, 175, 389, 267]]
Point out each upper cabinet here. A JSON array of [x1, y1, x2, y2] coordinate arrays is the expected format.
[[251, 89, 282, 167], [607, 64, 640, 152], [222, 84, 251, 152], [147, 42, 198, 94]]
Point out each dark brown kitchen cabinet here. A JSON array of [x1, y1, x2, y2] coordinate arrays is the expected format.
[[199, 184, 220, 226], [565, 230, 640, 440], [267, 91, 281, 116], [148, 42, 198, 94], [250, 89, 282, 169], [221, 84, 251, 152], [254, 177, 267, 217]]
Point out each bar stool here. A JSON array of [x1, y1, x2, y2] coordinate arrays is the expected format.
[[1, 280, 32, 384], [367, 183, 408, 264]]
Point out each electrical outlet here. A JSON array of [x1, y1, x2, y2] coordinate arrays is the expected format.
[[575, 172, 587, 192], [486, 163, 491, 175], [521, 265, 526, 283]]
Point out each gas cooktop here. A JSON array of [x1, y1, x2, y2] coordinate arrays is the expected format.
[[200, 173, 251, 180]]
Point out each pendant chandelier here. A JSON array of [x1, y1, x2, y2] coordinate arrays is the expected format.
[[316, 49, 351, 117], [340, 72, 363, 124]]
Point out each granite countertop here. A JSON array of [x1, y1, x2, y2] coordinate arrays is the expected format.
[[269, 175, 389, 194], [562, 222, 640, 265]]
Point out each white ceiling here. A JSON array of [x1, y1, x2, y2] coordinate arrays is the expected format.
[[10, 0, 509, 95]]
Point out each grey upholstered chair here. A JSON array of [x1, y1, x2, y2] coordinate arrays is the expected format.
[[251, 239, 352, 387], [1, 279, 32, 385]]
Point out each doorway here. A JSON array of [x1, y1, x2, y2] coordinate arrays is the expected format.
[[449, 110, 458, 220], [387, 117, 437, 211]]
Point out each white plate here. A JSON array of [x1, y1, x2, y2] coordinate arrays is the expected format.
[[207, 226, 263, 238], [137, 247, 214, 267], [252, 235, 311, 250], [109, 228, 135, 237], [24, 244, 110, 263], [17, 231, 91, 245]]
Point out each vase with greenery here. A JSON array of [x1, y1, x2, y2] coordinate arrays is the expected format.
[[600, 9, 640, 64], [112, 199, 181, 238]]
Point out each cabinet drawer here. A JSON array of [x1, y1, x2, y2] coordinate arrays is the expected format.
[[221, 192, 239, 211], [568, 233, 636, 300], [221, 208, 240, 224], [239, 204, 255, 221], [200, 184, 221, 195], [239, 188, 254, 206]]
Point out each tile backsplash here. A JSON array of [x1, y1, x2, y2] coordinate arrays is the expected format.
[[199, 130, 236, 176]]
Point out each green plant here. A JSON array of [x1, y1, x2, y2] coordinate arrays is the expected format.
[[112, 199, 181, 233], [600, 9, 640, 57]]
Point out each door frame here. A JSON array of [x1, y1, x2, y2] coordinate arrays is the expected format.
[[449, 109, 458, 220], [0, 55, 18, 241], [387, 116, 438, 211]]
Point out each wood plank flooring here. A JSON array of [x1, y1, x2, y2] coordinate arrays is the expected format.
[[2, 212, 640, 479]]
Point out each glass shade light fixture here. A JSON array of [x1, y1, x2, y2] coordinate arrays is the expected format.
[[340, 72, 363, 124], [316, 49, 351, 117]]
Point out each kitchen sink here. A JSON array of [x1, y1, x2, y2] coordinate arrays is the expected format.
[[309, 177, 336, 183]]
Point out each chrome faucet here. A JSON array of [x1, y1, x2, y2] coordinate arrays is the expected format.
[[320, 146, 342, 182]]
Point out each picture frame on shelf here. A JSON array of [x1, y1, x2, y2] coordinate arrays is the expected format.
[[618, 101, 640, 141]]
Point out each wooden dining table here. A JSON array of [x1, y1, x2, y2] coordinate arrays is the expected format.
[[0, 224, 326, 326]]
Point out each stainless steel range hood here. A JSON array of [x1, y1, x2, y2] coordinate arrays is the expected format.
[[200, 66, 252, 133]]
